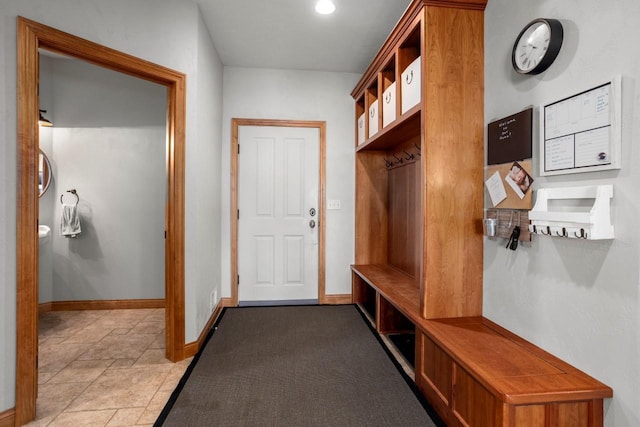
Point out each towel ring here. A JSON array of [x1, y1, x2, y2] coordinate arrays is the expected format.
[[60, 189, 79, 206]]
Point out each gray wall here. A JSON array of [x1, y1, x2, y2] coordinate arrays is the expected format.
[[484, 1, 640, 425], [188, 11, 225, 336], [40, 55, 166, 302], [221, 67, 359, 299], [0, 0, 223, 411]]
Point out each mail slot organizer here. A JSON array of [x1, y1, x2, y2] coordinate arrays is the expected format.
[[528, 184, 614, 240]]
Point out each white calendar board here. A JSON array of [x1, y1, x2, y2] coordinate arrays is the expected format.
[[540, 77, 621, 176]]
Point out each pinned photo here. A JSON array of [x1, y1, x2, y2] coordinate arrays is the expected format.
[[504, 161, 533, 199]]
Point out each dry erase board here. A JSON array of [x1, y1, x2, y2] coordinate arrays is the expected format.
[[540, 77, 621, 176]]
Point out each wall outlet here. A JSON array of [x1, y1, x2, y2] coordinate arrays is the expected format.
[[327, 199, 341, 210]]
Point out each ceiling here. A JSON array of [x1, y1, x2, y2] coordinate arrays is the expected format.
[[195, 0, 411, 74]]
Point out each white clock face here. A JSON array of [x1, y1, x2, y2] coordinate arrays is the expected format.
[[514, 21, 551, 72]]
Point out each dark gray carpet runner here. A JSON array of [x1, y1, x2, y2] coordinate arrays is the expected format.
[[157, 305, 439, 426]]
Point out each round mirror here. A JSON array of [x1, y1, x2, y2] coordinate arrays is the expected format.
[[39, 149, 52, 197]]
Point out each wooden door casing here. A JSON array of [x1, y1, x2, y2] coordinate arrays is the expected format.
[[16, 17, 186, 425]]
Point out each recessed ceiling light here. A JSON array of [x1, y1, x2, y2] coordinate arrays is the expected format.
[[315, 0, 336, 15]]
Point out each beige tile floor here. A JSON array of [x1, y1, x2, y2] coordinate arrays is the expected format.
[[26, 308, 192, 427]]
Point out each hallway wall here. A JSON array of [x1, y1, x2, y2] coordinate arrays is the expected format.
[[221, 67, 359, 299], [484, 1, 640, 425]]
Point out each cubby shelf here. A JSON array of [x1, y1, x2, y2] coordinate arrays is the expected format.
[[351, 264, 419, 319], [356, 105, 422, 152]]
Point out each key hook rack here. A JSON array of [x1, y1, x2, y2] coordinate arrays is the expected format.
[[528, 185, 614, 240], [484, 209, 531, 242]]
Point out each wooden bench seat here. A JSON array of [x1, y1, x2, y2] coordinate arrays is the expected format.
[[351, 265, 613, 426]]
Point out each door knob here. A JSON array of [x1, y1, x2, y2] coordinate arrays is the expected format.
[[309, 208, 316, 217], [309, 219, 316, 229]]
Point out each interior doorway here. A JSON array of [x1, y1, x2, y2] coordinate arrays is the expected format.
[[16, 17, 186, 425], [230, 119, 327, 306]]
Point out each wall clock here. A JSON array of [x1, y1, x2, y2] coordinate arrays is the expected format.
[[512, 18, 564, 75]]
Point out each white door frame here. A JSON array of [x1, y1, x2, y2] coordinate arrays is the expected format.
[[231, 119, 326, 306]]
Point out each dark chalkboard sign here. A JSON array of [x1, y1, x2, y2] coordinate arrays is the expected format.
[[487, 108, 533, 165]]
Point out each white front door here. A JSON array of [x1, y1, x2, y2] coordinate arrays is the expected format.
[[238, 125, 319, 304]]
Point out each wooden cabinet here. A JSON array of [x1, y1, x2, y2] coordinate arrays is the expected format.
[[351, 1, 612, 426], [415, 318, 612, 427], [352, 0, 485, 324]]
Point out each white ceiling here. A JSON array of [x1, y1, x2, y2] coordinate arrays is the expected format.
[[195, 0, 411, 74]]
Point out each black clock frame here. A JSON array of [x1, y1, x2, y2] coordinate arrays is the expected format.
[[512, 18, 564, 75]]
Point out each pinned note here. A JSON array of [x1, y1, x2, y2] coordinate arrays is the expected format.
[[485, 171, 507, 207]]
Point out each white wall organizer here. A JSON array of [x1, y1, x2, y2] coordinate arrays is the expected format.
[[528, 185, 614, 240]]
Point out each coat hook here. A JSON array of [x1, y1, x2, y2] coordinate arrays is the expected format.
[[403, 150, 415, 161], [384, 158, 393, 168], [555, 227, 567, 237], [540, 226, 551, 235], [414, 143, 421, 156], [574, 228, 588, 239], [392, 153, 403, 164]]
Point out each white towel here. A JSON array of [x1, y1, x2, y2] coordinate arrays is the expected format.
[[60, 203, 81, 238]]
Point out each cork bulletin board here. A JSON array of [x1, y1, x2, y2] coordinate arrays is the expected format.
[[485, 108, 534, 210], [485, 159, 533, 209]]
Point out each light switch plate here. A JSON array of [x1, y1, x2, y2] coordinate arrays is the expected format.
[[327, 199, 341, 210]]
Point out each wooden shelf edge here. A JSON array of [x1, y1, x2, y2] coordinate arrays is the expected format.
[[356, 105, 422, 152], [501, 387, 614, 406]]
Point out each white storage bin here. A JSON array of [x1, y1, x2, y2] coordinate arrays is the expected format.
[[401, 57, 421, 114], [382, 82, 397, 128], [357, 113, 366, 145], [368, 100, 379, 137]]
